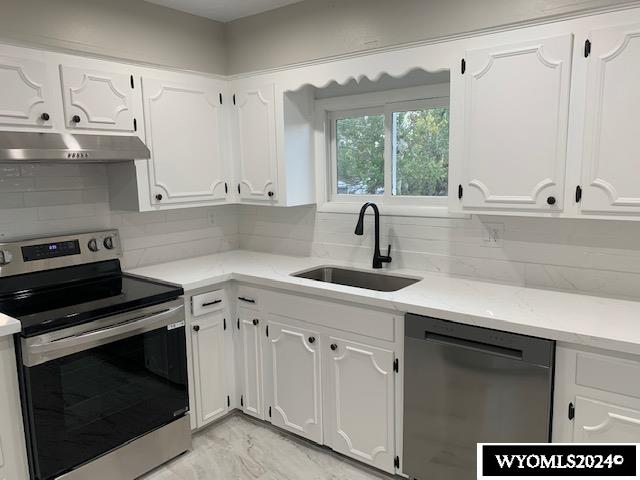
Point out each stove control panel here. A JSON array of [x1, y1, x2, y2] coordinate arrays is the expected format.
[[0, 230, 122, 277], [0, 250, 13, 266]]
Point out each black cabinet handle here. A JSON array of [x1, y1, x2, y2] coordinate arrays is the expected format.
[[252, 318, 259, 326], [193, 325, 200, 332], [330, 343, 338, 351], [308, 336, 316, 344], [238, 296, 255, 304], [41, 113, 50, 121], [72, 115, 81, 123], [267, 191, 274, 198], [575, 186, 582, 203], [155, 193, 163, 201], [201, 299, 222, 307], [547, 196, 556, 205]]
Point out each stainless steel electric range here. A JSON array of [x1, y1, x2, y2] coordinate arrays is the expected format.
[[0, 230, 191, 480]]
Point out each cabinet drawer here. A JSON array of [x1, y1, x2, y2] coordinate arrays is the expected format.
[[264, 291, 395, 341], [191, 290, 225, 317], [237, 286, 260, 309], [576, 352, 640, 400]]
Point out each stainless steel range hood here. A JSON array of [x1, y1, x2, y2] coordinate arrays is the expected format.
[[0, 131, 151, 163]]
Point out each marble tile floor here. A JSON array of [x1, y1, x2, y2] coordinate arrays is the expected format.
[[140, 413, 395, 480]]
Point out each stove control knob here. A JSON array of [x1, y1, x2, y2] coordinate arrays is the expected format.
[[87, 239, 100, 252], [103, 237, 114, 250], [0, 250, 13, 266]]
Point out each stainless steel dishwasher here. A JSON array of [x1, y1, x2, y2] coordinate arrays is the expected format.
[[403, 314, 554, 480]]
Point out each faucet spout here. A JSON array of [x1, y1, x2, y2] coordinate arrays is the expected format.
[[354, 202, 392, 269]]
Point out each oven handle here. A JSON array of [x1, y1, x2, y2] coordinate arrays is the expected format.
[[22, 301, 185, 367]]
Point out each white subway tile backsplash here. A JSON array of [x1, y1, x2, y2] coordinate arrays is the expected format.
[[238, 205, 640, 300], [0, 166, 21, 177], [2, 162, 640, 300], [0, 192, 24, 209], [0, 177, 35, 192], [25, 190, 86, 207], [0, 164, 237, 269]]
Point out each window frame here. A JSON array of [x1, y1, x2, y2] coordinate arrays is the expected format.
[[319, 84, 451, 211]]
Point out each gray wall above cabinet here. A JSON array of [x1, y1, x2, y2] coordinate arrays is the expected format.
[[225, 0, 640, 74], [0, 0, 227, 74]]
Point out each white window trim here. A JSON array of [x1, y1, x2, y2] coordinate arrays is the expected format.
[[315, 83, 467, 218]]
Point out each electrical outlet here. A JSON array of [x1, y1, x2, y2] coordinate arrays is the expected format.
[[482, 223, 504, 246]]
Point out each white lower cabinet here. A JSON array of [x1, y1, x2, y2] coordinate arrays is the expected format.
[[573, 397, 640, 442], [188, 290, 233, 430], [191, 286, 401, 473], [257, 290, 400, 474], [191, 311, 229, 427], [264, 317, 322, 443], [238, 306, 264, 419], [553, 345, 640, 443], [323, 336, 396, 473]]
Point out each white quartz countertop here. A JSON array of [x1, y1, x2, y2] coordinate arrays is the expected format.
[[129, 250, 640, 356], [0, 312, 22, 337]]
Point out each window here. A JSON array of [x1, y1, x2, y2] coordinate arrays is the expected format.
[[327, 94, 449, 207]]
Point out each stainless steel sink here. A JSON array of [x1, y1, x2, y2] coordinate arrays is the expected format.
[[292, 266, 421, 292]]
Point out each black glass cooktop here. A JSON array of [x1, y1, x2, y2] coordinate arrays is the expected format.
[[0, 260, 183, 337]]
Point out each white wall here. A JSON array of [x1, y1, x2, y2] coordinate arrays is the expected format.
[[0, 0, 227, 74], [0, 164, 238, 269], [226, 0, 640, 74], [237, 205, 640, 300]]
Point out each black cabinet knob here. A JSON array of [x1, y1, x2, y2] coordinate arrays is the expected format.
[[267, 191, 274, 198], [193, 325, 200, 332], [330, 343, 338, 351], [71, 115, 81, 123], [155, 194, 163, 201], [308, 336, 315, 344], [252, 318, 259, 326], [546, 196, 556, 205], [41, 113, 50, 121]]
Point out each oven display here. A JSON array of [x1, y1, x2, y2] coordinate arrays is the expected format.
[[22, 240, 81, 262]]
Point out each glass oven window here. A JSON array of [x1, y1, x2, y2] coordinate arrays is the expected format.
[[22, 325, 188, 480]]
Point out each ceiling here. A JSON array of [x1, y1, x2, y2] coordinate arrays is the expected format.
[[144, 0, 304, 22]]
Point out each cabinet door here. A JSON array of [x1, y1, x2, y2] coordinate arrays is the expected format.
[[191, 312, 228, 427], [574, 396, 640, 442], [324, 337, 395, 474], [239, 308, 264, 419], [60, 65, 136, 132], [460, 34, 573, 212], [236, 82, 278, 201], [0, 55, 55, 128], [143, 77, 227, 206], [580, 24, 640, 215], [266, 319, 322, 443]]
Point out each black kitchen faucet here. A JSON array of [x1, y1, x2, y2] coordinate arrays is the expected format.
[[354, 202, 392, 269]]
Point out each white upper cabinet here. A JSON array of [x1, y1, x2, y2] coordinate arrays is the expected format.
[[235, 82, 279, 201], [142, 76, 228, 206], [0, 55, 56, 129], [60, 65, 137, 132], [579, 23, 640, 216], [266, 319, 322, 444], [459, 34, 573, 212]]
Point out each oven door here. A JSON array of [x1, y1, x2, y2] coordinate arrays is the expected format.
[[18, 299, 189, 480]]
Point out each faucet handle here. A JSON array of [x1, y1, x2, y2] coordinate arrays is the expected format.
[[384, 244, 392, 263]]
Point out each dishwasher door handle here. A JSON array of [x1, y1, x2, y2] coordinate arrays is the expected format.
[[424, 331, 523, 361]]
